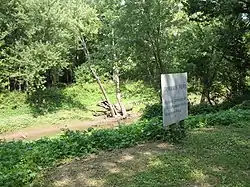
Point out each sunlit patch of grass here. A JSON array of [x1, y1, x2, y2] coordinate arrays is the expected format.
[[40, 124, 250, 187], [190, 169, 207, 183], [0, 109, 93, 134], [0, 82, 154, 133]]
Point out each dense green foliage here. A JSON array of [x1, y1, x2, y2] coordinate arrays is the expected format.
[[0, 0, 249, 102], [184, 0, 250, 98], [0, 1, 249, 186], [0, 0, 100, 91], [0, 0, 250, 186]]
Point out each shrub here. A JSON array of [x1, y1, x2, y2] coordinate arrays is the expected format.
[[232, 100, 250, 110], [185, 109, 250, 128], [189, 103, 218, 115], [155, 94, 250, 118], [141, 103, 162, 119]]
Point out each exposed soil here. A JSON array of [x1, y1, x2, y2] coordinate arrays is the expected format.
[[0, 114, 140, 141], [34, 141, 174, 187]]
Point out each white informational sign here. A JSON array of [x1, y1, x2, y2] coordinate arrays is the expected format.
[[161, 73, 188, 127]]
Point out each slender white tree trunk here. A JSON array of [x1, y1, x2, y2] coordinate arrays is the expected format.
[[80, 37, 116, 117], [112, 28, 127, 117], [113, 66, 127, 117]]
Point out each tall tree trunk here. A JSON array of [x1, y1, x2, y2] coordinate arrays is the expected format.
[[80, 36, 116, 118], [8, 77, 10, 91], [112, 29, 127, 117], [25, 81, 29, 92], [113, 66, 127, 117], [206, 90, 213, 106], [200, 85, 213, 105], [200, 87, 206, 104], [19, 81, 22, 91]]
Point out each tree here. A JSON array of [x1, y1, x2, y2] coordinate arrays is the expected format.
[[116, 0, 185, 89], [176, 20, 225, 104], [184, 0, 250, 97], [87, 0, 128, 117], [0, 0, 100, 91]]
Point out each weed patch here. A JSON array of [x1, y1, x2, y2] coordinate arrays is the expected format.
[[38, 123, 250, 187], [0, 117, 184, 186]]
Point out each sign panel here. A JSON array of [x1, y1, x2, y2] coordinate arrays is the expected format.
[[161, 73, 188, 127]]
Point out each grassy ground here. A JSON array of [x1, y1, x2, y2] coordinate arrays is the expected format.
[[0, 81, 157, 134], [1, 97, 249, 186], [37, 122, 250, 187]]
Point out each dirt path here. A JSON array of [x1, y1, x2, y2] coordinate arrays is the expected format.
[[0, 114, 140, 141]]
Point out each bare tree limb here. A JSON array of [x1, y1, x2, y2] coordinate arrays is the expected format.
[[80, 36, 117, 118]]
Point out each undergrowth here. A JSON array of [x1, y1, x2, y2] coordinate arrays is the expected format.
[[0, 117, 183, 186], [142, 92, 250, 120], [0, 87, 249, 186], [1, 105, 249, 186]]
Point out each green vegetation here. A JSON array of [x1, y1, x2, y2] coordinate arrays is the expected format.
[[0, 117, 178, 186], [0, 0, 249, 133], [0, 0, 249, 186], [0, 82, 157, 133], [0, 0, 249, 97], [96, 124, 250, 187], [1, 98, 249, 186]]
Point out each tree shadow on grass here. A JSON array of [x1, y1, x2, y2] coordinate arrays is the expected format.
[[37, 141, 217, 187], [26, 88, 87, 117], [37, 126, 250, 187]]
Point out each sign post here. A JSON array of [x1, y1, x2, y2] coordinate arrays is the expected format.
[[161, 73, 188, 128]]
